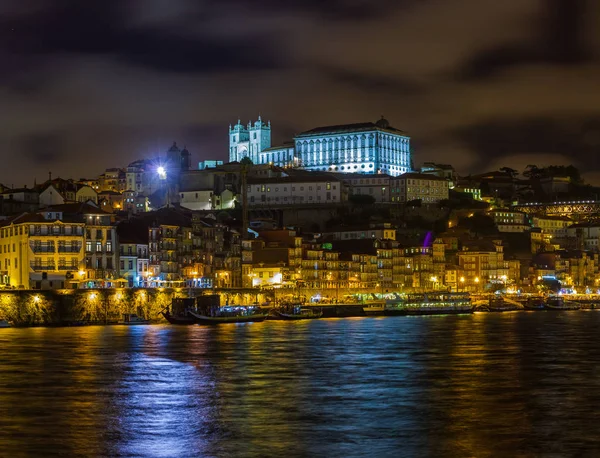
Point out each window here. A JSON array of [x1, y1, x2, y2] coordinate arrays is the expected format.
[[96, 229, 102, 239], [120, 260, 125, 270], [106, 242, 112, 252], [86, 241, 92, 252], [300, 187, 304, 191], [96, 242, 102, 252], [326, 182, 331, 190], [128, 260, 133, 270]]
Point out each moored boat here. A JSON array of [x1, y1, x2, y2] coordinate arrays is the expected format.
[[274, 307, 323, 320], [385, 292, 473, 316], [523, 297, 545, 310], [161, 311, 197, 325], [189, 305, 267, 325], [486, 296, 524, 312], [163, 297, 200, 325], [0, 319, 11, 328], [362, 301, 386, 316], [119, 314, 151, 325], [545, 296, 581, 310]]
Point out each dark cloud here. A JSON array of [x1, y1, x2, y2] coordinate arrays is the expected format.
[[459, 0, 591, 80], [222, 0, 412, 20], [321, 66, 423, 95], [16, 132, 67, 165], [453, 116, 600, 172], [0, 0, 281, 74], [1, 0, 600, 186]]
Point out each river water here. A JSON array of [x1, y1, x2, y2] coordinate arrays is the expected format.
[[2, 312, 600, 457]]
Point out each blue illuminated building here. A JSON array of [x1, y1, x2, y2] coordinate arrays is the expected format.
[[229, 116, 411, 176]]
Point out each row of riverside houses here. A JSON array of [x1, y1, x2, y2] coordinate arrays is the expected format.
[[2, 115, 600, 293], [0, 195, 512, 292], [0, 203, 236, 290], [2, 191, 600, 292]]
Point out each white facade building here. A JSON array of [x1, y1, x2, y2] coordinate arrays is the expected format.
[[229, 117, 411, 177], [247, 176, 344, 206]]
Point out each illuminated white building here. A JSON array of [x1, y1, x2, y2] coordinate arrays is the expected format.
[[247, 175, 344, 206], [229, 117, 411, 176]]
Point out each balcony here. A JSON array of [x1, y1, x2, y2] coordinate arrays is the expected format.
[[31, 231, 82, 237], [30, 264, 56, 271], [31, 247, 55, 253], [58, 246, 81, 253], [57, 265, 77, 271]]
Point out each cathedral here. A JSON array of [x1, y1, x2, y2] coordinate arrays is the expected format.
[[229, 116, 411, 176]]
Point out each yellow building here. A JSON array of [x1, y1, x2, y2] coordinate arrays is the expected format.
[[390, 172, 449, 203], [457, 240, 509, 291], [251, 264, 286, 288], [0, 214, 85, 289], [532, 216, 572, 247]]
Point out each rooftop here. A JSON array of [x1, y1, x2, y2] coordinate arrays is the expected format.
[[43, 202, 109, 215], [296, 118, 407, 137], [394, 172, 448, 181], [262, 142, 295, 152], [248, 174, 341, 185]]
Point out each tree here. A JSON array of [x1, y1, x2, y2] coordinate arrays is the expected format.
[[499, 167, 518, 179], [240, 157, 253, 166], [523, 164, 541, 179]]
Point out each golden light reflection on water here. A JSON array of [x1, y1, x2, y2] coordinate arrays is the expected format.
[[2, 315, 600, 457]]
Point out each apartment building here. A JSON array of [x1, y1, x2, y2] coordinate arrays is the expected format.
[[0, 213, 85, 289], [390, 173, 449, 203], [247, 175, 344, 206]]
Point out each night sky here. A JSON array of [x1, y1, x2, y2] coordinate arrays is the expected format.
[[2, 0, 600, 185]]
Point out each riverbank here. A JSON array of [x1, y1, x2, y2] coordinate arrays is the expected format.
[[0, 288, 269, 327]]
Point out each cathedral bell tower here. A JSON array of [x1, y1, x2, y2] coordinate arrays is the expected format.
[[229, 119, 250, 162], [248, 116, 271, 163]]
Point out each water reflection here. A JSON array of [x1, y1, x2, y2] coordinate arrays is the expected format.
[[2, 315, 600, 456]]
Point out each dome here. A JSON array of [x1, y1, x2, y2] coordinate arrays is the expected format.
[[167, 141, 180, 153], [375, 116, 390, 129], [181, 146, 190, 156]]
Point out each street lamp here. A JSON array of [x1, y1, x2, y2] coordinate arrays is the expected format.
[[430, 276, 438, 290], [157, 166, 167, 180], [459, 276, 465, 292]]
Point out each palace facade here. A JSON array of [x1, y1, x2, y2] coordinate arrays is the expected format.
[[229, 117, 411, 177]]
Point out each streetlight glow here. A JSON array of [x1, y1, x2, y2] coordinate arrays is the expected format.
[[157, 166, 166, 179]]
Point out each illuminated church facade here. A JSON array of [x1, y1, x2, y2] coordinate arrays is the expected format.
[[229, 117, 411, 176]]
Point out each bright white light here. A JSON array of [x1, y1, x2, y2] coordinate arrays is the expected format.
[[157, 166, 166, 179]]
